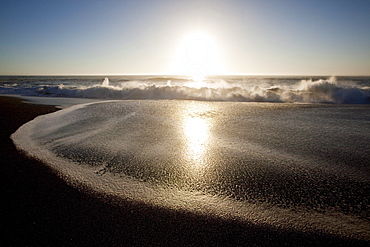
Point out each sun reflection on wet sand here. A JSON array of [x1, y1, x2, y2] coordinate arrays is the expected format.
[[183, 117, 208, 161], [181, 103, 214, 178]]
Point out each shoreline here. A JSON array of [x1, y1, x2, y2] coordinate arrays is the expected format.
[[0, 94, 110, 108], [1, 96, 368, 246]]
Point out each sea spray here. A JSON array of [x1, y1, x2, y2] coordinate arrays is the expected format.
[[102, 77, 109, 87], [1, 76, 369, 104]]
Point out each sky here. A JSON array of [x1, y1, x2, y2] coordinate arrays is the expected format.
[[1, 0, 369, 76]]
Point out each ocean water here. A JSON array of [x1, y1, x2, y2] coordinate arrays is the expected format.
[[5, 75, 370, 240], [1, 75, 369, 104]]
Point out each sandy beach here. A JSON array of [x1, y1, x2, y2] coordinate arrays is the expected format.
[[1, 96, 368, 246]]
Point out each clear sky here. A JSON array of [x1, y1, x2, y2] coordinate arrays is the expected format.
[[1, 0, 369, 76]]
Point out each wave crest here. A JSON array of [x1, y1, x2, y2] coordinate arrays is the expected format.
[[1, 76, 369, 104]]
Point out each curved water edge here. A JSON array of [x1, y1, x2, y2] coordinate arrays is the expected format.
[[11, 100, 370, 241]]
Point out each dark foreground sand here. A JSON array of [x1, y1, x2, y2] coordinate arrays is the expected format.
[[0, 96, 368, 246]]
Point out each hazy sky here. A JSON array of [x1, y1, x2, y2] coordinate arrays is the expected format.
[[1, 0, 369, 76]]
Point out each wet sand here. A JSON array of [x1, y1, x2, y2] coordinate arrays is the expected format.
[[0, 96, 368, 246]]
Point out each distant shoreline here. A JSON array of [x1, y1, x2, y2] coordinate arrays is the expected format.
[[0, 94, 110, 108]]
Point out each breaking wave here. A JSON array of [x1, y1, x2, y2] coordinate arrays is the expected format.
[[1, 76, 369, 104]]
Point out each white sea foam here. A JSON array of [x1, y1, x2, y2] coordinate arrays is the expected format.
[[11, 100, 370, 240], [1, 76, 369, 104]]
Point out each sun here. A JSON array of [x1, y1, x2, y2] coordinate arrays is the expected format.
[[170, 31, 224, 82], [185, 33, 210, 73]]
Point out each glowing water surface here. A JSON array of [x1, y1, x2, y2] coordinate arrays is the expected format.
[[11, 100, 370, 240]]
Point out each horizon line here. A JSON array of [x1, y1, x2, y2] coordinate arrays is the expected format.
[[1, 73, 370, 77]]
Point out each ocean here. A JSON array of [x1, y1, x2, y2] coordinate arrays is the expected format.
[[1, 75, 369, 104], [3, 75, 370, 241]]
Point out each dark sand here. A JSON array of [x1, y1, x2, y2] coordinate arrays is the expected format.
[[0, 96, 368, 246]]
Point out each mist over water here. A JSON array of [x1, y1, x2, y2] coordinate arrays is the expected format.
[[1, 75, 369, 104], [11, 99, 370, 240]]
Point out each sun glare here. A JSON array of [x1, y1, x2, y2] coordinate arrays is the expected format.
[[186, 33, 209, 73], [182, 103, 213, 175], [170, 31, 224, 84]]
